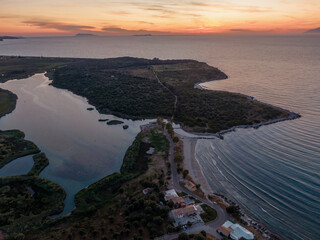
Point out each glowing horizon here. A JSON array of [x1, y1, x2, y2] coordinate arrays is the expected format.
[[1, 0, 319, 36]]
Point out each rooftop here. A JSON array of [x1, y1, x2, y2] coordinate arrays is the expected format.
[[222, 221, 254, 240]]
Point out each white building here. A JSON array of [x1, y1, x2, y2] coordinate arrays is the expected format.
[[164, 189, 178, 201], [218, 220, 254, 240]]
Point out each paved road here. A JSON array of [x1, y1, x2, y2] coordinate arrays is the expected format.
[[160, 130, 229, 239]]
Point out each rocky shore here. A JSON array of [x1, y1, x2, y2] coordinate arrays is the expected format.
[[190, 81, 301, 139], [211, 192, 282, 240]]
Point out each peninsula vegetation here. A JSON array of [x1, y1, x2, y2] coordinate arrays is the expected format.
[[0, 89, 17, 119], [0, 130, 40, 169], [24, 124, 175, 240], [0, 133, 65, 236], [0, 56, 293, 133]]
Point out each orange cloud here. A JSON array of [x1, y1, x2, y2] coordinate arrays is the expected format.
[[0, 0, 319, 36]]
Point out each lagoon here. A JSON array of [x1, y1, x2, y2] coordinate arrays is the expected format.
[[0, 74, 151, 215]]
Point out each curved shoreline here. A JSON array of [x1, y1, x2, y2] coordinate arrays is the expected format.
[[180, 134, 282, 240], [180, 81, 301, 139]]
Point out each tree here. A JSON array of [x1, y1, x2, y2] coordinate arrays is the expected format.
[[174, 153, 183, 163], [196, 184, 201, 190], [167, 225, 175, 233], [194, 234, 205, 240], [178, 232, 189, 240], [182, 169, 189, 178], [226, 205, 241, 219], [153, 216, 163, 225], [173, 136, 179, 143]]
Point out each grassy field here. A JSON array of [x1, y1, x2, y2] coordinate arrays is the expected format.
[[0, 56, 290, 133], [200, 204, 218, 223]]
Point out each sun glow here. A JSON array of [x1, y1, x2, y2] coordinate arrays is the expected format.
[[0, 0, 319, 36]]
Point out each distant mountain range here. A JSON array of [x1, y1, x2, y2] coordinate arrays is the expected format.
[[305, 27, 320, 34]]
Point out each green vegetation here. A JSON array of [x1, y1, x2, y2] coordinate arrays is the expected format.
[[0, 56, 291, 133], [28, 153, 49, 176], [148, 129, 169, 153], [0, 130, 65, 236], [153, 62, 289, 133], [0, 175, 66, 234], [178, 232, 189, 240], [123, 124, 129, 129], [98, 118, 108, 122], [177, 191, 188, 197], [183, 169, 189, 178], [166, 122, 174, 137], [120, 133, 149, 175], [226, 205, 241, 220], [0, 56, 76, 83], [200, 204, 217, 223], [26, 129, 173, 239], [0, 130, 40, 169], [107, 120, 124, 125], [178, 231, 209, 240], [0, 89, 17, 119]]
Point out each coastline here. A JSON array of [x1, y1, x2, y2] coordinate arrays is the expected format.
[[182, 81, 301, 139], [179, 135, 213, 196], [179, 133, 282, 240]]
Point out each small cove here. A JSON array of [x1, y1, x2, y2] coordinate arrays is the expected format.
[[0, 155, 34, 177]]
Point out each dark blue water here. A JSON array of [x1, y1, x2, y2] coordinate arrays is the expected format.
[[0, 34, 319, 238]]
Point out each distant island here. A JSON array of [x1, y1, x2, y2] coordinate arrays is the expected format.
[[0, 36, 23, 41], [305, 27, 320, 34], [74, 33, 97, 37], [133, 34, 152, 36]]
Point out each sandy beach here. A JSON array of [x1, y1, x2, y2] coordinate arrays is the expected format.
[[179, 134, 213, 197]]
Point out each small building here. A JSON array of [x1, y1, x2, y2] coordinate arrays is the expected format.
[[142, 187, 153, 195], [185, 181, 197, 191], [146, 147, 155, 155], [171, 196, 186, 209], [164, 189, 178, 201], [183, 196, 195, 206], [217, 221, 254, 240], [171, 205, 197, 219], [140, 122, 158, 131]]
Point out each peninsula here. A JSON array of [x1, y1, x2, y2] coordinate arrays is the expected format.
[[0, 56, 298, 239], [0, 56, 297, 134]]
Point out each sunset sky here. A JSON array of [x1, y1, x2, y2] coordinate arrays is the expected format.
[[1, 0, 320, 36]]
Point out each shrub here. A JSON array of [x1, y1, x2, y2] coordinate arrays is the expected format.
[[178, 232, 189, 240]]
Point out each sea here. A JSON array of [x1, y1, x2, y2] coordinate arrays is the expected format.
[[0, 34, 319, 239]]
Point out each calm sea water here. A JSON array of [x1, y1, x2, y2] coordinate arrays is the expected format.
[[0, 35, 319, 239]]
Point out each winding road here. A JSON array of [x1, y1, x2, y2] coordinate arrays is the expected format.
[[158, 129, 229, 239]]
